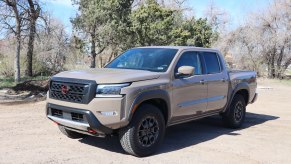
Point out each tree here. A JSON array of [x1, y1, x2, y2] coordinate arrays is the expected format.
[[216, 0, 291, 78], [25, 0, 41, 77], [171, 17, 215, 47], [34, 17, 69, 75], [72, 0, 217, 68], [71, 0, 100, 68], [0, 0, 28, 82], [100, 0, 134, 60], [131, 0, 176, 46], [132, 0, 215, 47], [257, 0, 291, 78], [204, 1, 230, 34], [227, 26, 264, 75], [133, 0, 188, 9], [72, 0, 133, 68]]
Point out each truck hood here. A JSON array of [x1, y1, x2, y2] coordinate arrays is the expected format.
[[53, 68, 161, 83]]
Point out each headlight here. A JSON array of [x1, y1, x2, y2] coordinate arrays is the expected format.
[[96, 83, 130, 97]]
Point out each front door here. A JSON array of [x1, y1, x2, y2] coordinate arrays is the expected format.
[[171, 51, 208, 121]]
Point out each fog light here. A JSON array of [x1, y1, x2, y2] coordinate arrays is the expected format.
[[88, 128, 97, 134], [99, 111, 118, 116]]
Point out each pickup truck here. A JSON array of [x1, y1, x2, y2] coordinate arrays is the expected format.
[[46, 46, 257, 157]]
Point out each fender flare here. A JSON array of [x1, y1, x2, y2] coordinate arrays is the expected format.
[[223, 82, 250, 113], [128, 89, 171, 124]]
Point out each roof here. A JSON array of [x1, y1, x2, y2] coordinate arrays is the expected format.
[[135, 46, 219, 52]]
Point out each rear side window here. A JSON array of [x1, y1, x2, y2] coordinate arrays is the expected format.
[[203, 52, 221, 74]]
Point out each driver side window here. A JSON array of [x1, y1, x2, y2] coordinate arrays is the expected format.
[[174, 51, 202, 75]]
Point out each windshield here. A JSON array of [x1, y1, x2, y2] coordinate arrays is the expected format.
[[106, 48, 178, 72]]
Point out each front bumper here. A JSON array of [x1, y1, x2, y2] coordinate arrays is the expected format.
[[47, 103, 113, 135], [46, 94, 129, 129]]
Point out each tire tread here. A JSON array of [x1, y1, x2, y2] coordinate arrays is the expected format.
[[119, 104, 165, 157], [222, 94, 246, 129]]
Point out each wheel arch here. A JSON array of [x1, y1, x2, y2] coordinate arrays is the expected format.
[[235, 89, 249, 105], [223, 82, 250, 113], [128, 89, 171, 125]]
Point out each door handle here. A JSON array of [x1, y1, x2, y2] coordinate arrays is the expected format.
[[200, 80, 206, 85], [221, 78, 226, 82]]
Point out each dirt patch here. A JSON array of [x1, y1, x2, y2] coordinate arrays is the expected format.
[[0, 79, 291, 163], [0, 80, 48, 104], [8, 80, 48, 95]]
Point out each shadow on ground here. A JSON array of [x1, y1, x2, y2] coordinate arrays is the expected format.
[[78, 112, 279, 155]]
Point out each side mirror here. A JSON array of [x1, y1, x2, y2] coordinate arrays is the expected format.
[[176, 66, 195, 78]]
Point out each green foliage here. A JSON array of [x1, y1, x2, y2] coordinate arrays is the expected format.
[[72, 36, 85, 52], [72, 0, 218, 66], [0, 77, 15, 89], [171, 18, 216, 47], [32, 57, 51, 76], [72, 0, 133, 49], [104, 0, 134, 50], [0, 55, 14, 77], [130, 1, 216, 47], [131, 0, 175, 46], [72, 0, 217, 49]]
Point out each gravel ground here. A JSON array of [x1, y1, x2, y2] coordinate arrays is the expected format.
[[0, 79, 291, 164]]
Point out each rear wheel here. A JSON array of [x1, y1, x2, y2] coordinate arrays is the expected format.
[[222, 94, 246, 128], [119, 104, 165, 157], [58, 125, 85, 139]]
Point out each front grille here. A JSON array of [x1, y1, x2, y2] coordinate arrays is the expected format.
[[51, 108, 63, 117], [71, 112, 84, 122], [50, 81, 88, 103]]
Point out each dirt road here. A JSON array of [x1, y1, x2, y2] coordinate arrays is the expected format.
[[1, 79, 291, 164]]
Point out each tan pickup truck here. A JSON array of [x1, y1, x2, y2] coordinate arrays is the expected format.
[[46, 46, 257, 157]]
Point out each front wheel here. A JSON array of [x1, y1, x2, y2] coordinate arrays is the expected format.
[[222, 94, 246, 128], [119, 104, 165, 157]]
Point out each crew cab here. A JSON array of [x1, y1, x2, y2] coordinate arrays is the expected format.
[[46, 46, 257, 157]]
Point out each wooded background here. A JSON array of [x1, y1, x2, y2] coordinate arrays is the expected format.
[[0, 0, 290, 83]]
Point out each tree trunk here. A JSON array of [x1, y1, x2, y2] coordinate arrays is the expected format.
[[90, 55, 96, 68], [99, 55, 103, 68], [26, 0, 40, 77], [9, 0, 21, 83], [15, 27, 21, 82], [282, 57, 291, 76], [90, 33, 96, 68], [267, 52, 276, 79], [275, 39, 288, 79], [26, 19, 36, 77]]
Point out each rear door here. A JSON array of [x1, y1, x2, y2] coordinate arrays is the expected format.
[[171, 51, 208, 120], [202, 52, 229, 111]]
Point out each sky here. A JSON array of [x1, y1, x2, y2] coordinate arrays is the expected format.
[[43, 0, 273, 34]]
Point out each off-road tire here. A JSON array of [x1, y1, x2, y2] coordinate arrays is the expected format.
[[119, 104, 166, 157], [222, 94, 246, 128], [58, 125, 85, 139]]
